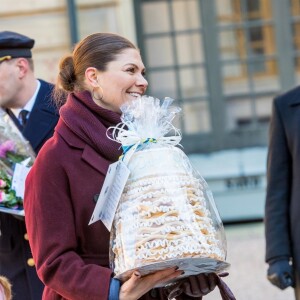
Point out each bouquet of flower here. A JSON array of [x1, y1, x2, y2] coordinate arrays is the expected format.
[[0, 169, 22, 209], [0, 109, 35, 214]]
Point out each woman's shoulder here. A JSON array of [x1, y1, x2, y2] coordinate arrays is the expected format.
[[33, 131, 76, 176], [36, 131, 67, 161], [27, 133, 70, 188]]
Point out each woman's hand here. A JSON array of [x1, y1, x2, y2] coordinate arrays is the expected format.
[[119, 267, 182, 300]]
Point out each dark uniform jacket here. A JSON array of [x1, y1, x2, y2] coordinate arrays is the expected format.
[[0, 79, 59, 300], [265, 85, 300, 275]]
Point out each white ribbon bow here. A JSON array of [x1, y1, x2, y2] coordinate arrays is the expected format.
[[106, 122, 182, 164], [107, 122, 182, 147]]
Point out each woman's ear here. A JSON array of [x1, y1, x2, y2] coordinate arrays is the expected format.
[[85, 67, 100, 88]]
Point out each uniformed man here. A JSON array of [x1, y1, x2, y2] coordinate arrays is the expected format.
[[0, 31, 60, 300]]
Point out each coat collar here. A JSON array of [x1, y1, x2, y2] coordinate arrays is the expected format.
[[56, 120, 111, 175], [280, 86, 300, 107], [5, 80, 59, 153]]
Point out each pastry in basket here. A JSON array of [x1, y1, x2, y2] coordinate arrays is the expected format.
[[110, 146, 226, 278]]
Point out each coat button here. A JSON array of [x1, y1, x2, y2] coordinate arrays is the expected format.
[[150, 288, 158, 298], [24, 233, 29, 240], [27, 258, 35, 267]]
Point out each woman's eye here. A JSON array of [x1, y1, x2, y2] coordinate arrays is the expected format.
[[127, 68, 135, 73]]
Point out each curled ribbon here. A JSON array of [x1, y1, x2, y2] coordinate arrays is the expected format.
[[106, 121, 182, 162]]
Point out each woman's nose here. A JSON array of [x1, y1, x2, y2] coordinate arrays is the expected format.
[[136, 74, 148, 88]]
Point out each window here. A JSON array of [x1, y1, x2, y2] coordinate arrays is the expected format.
[[136, 0, 211, 138], [217, 0, 277, 81], [215, 0, 278, 132], [135, 0, 294, 152]]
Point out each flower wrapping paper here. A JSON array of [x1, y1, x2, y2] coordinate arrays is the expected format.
[[0, 109, 35, 215]]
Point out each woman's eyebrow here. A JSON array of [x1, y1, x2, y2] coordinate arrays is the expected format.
[[124, 63, 145, 71]]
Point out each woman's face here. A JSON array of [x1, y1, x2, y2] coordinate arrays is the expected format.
[[94, 48, 148, 112]]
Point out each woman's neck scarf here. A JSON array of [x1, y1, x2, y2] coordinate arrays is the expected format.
[[59, 90, 122, 162]]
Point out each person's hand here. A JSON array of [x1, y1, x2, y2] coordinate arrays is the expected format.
[[119, 267, 182, 300], [267, 259, 294, 289], [167, 273, 218, 299], [180, 273, 217, 297], [166, 272, 236, 300]]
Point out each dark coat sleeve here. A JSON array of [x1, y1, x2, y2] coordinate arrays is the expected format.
[[265, 96, 292, 262]]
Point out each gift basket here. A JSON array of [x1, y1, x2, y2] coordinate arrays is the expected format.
[[0, 109, 35, 215], [109, 96, 229, 286]]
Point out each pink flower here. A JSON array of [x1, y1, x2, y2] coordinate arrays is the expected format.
[[0, 180, 6, 188], [0, 191, 7, 202], [0, 141, 15, 158]]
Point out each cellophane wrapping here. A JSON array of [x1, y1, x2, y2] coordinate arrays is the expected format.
[[0, 109, 35, 213], [109, 96, 229, 285]]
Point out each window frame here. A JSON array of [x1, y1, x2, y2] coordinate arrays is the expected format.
[[134, 0, 296, 153]]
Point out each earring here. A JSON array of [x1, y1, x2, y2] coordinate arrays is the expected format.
[[92, 86, 104, 101]]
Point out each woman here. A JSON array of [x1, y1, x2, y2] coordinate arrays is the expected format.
[[24, 33, 220, 300]]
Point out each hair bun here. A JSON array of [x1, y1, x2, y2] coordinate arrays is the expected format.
[[58, 55, 76, 92]]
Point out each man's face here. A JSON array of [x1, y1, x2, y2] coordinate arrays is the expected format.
[[0, 59, 22, 108]]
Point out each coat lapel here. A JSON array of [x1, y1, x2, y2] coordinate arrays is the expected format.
[[56, 120, 111, 176], [5, 108, 23, 131], [288, 86, 300, 107], [82, 144, 110, 175], [22, 80, 59, 152]]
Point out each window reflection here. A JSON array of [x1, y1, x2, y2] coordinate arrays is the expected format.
[[183, 102, 211, 134], [179, 68, 207, 98], [225, 96, 272, 131], [145, 36, 174, 68], [148, 70, 177, 99], [142, 2, 170, 34], [172, 0, 200, 30], [175, 33, 203, 64], [217, 0, 276, 80]]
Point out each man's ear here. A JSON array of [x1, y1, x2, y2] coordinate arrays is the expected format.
[[85, 67, 100, 88], [15, 58, 29, 79]]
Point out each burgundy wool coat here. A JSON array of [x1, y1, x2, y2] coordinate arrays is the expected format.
[[24, 95, 168, 300]]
